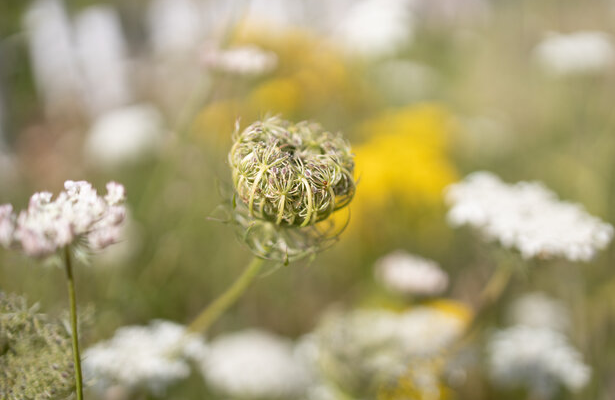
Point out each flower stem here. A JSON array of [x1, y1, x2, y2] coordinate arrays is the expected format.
[[64, 246, 84, 400], [478, 263, 513, 308], [187, 256, 266, 334], [449, 263, 515, 355]]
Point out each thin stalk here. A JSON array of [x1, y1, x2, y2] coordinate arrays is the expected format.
[[64, 246, 84, 400], [449, 263, 514, 354], [187, 256, 266, 334], [478, 264, 513, 309]]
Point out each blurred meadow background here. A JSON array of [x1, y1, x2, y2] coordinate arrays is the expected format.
[[1, 0, 615, 399]]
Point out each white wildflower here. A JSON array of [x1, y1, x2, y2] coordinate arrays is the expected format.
[[23, 0, 83, 116], [201, 329, 311, 399], [334, 0, 415, 57], [534, 31, 615, 76], [147, 0, 208, 56], [310, 306, 468, 385], [508, 292, 570, 333], [0, 204, 14, 248], [74, 5, 132, 117], [396, 307, 467, 356], [445, 171, 613, 261], [0, 180, 126, 258], [83, 320, 207, 394], [84, 104, 165, 168], [375, 250, 449, 296], [487, 325, 591, 397], [201, 44, 278, 76]]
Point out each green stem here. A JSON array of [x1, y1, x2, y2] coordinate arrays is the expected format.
[[187, 256, 266, 334], [478, 264, 513, 308], [64, 246, 84, 400], [449, 263, 514, 354]]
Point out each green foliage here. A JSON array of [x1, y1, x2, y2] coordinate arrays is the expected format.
[[0, 292, 74, 400]]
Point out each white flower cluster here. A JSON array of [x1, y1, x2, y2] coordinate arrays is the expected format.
[[308, 306, 467, 384], [85, 104, 165, 169], [201, 44, 278, 76], [533, 31, 615, 76], [508, 292, 570, 333], [374, 250, 449, 296], [83, 320, 207, 395], [487, 325, 591, 397], [0, 181, 126, 257], [445, 171, 613, 262], [201, 329, 311, 399], [334, 0, 414, 57]]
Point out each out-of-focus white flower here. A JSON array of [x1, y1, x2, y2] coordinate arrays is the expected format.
[[201, 44, 278, 76], [0, 181, 126, 258], [487, 325, 591, 397], [508, 292, 570, 333], [201, 329, 311, 399], [374, 250, 448, 296], [83, 320, 207, 395], [74, 5, 132, 117], [147, 0, 208, 56], [334, 0, 415, 57], [23, 0, 83, 116], [308, 305, 469, 386], [534, 31, 615, 76], [0, 204, 14, 248], [445, 171, 614, 262], [84, 104, 165, 168]]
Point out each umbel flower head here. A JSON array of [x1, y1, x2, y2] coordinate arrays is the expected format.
[[445, 171, 613, 262], [226, 117, 355, 261], [0, 180, 126, 258], [83, 320, 208, 395], [0, 292, 74, 400]]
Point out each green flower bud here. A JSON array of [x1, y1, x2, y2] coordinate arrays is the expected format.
[[229, 116, 355, 227], [224, 117, 356, 263]]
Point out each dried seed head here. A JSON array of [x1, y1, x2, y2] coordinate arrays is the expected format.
[[229, 117, 355, 228]]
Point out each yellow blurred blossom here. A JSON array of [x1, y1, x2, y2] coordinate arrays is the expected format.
[[194, 25, 373, 145], [341, 104, 458, 235], [248, 77, 301, 117]]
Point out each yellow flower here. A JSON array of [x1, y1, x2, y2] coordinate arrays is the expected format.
[[248, 78, 302, 117], [426, 298, 473, 325], [193, 25, 373, 146], [339, 104, 458, 236]]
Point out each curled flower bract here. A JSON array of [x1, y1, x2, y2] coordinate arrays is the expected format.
[[0, 180, 127, 258], [230, 116, 355, 228]]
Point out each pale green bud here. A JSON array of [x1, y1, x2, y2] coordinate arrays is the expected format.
[[226, 117, 355, 263], [229, 116, 355, 228]]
